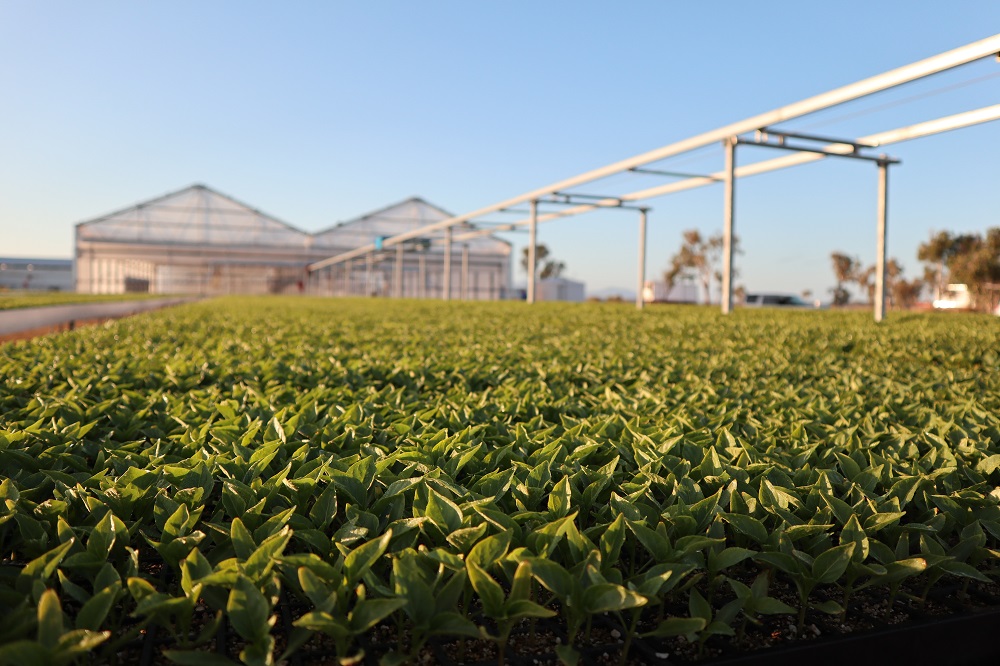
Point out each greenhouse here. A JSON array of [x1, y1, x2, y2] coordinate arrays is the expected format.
[[310, 197, 511, 299], [75, 184, 314, 295], [74, 185, 511, 298]]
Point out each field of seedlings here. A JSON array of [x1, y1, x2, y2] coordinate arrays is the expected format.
[[2, 297, 1000, 666]]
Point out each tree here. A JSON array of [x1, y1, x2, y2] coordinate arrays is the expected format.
[[854, 260, 903, 305], [922, 265, 940, 295], [830, 285, 851, 307], [663, 260, 684, 295], [883, 259, 911, 308], [856, 264, 875, 304], [540, 260, 566, 279], [666, 230, 740, 305], [855, 258, 921, 309], [831, 252, 920, 309], [520, 244, 566, 280], [917, 231, 956, 298], [520, 244, 550, 274], [917, 228, 1000, 310], [829, 252, 859, 305], [891, 276, 924, 309], [944, 228, 1000, 306]]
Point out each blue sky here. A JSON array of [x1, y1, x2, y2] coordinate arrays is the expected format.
[[2, 2, 999, 299]]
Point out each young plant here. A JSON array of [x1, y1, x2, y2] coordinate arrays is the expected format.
[[727, 574, 796, 643], [468, 559, 555, 665], [525, 554, 646, 666], [619, 563, 695, 665], [644, 589, 742, 658], [389, 550, 479, 663], [0, 589, 109, 666], [292, 530, 403, 665], [755, 542, 855, 633]]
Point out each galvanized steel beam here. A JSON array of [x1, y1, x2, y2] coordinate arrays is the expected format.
[[448, 104, 1000, 244], [308, 35, 1000, 272]]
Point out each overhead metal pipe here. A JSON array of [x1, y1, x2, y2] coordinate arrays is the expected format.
[[320, 105, 1000, 283], [308, 35, 1000, 272], [636, 208, 648, 310], [527, 200, 537, 304], [446, 104, 1000, 244], [622, 105, 1000, 202], [875, 161, 890, 323], [721, 138, 736, 315], [629, 167, 720, 180]]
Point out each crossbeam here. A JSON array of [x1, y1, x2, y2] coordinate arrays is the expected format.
[[755, 128, 878, 151], [736, 137, 901, 164], [543, 193, 646, 211], [549, 191, 622, 202]]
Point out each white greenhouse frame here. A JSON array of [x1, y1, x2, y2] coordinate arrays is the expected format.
[[309, 34, 1000, 321]]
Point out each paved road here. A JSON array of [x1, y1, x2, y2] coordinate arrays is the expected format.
[[0, 298, 195, 336]]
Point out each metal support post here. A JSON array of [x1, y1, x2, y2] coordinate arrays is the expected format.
[[721, 138, 736, 314], [366, 253, 373, 297], [443, 226, 452, 300], [527, 199, 538, 304], [394, 244, 403, 298], [342, 263, 349, 296], [461, 244, 470, 300], [419, 253, 426, 299], [636, 208, 648, 310], [874, 160, 889, 323]]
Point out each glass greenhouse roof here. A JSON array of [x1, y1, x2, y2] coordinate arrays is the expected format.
[[313, 198, 509, 253], [77, 184, 310, 248], [76, 187, 509, 255]]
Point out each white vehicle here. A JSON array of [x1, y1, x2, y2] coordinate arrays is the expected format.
[[743, 293, 813, 308], [932, 284, 973, 310]]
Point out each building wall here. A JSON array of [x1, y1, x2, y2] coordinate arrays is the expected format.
[[74, 240, 321, 295], [307, 250, 510, 300], [0, 258, 74, 291], [76, 240, 511, 299], [535, 278, 585, 302]]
